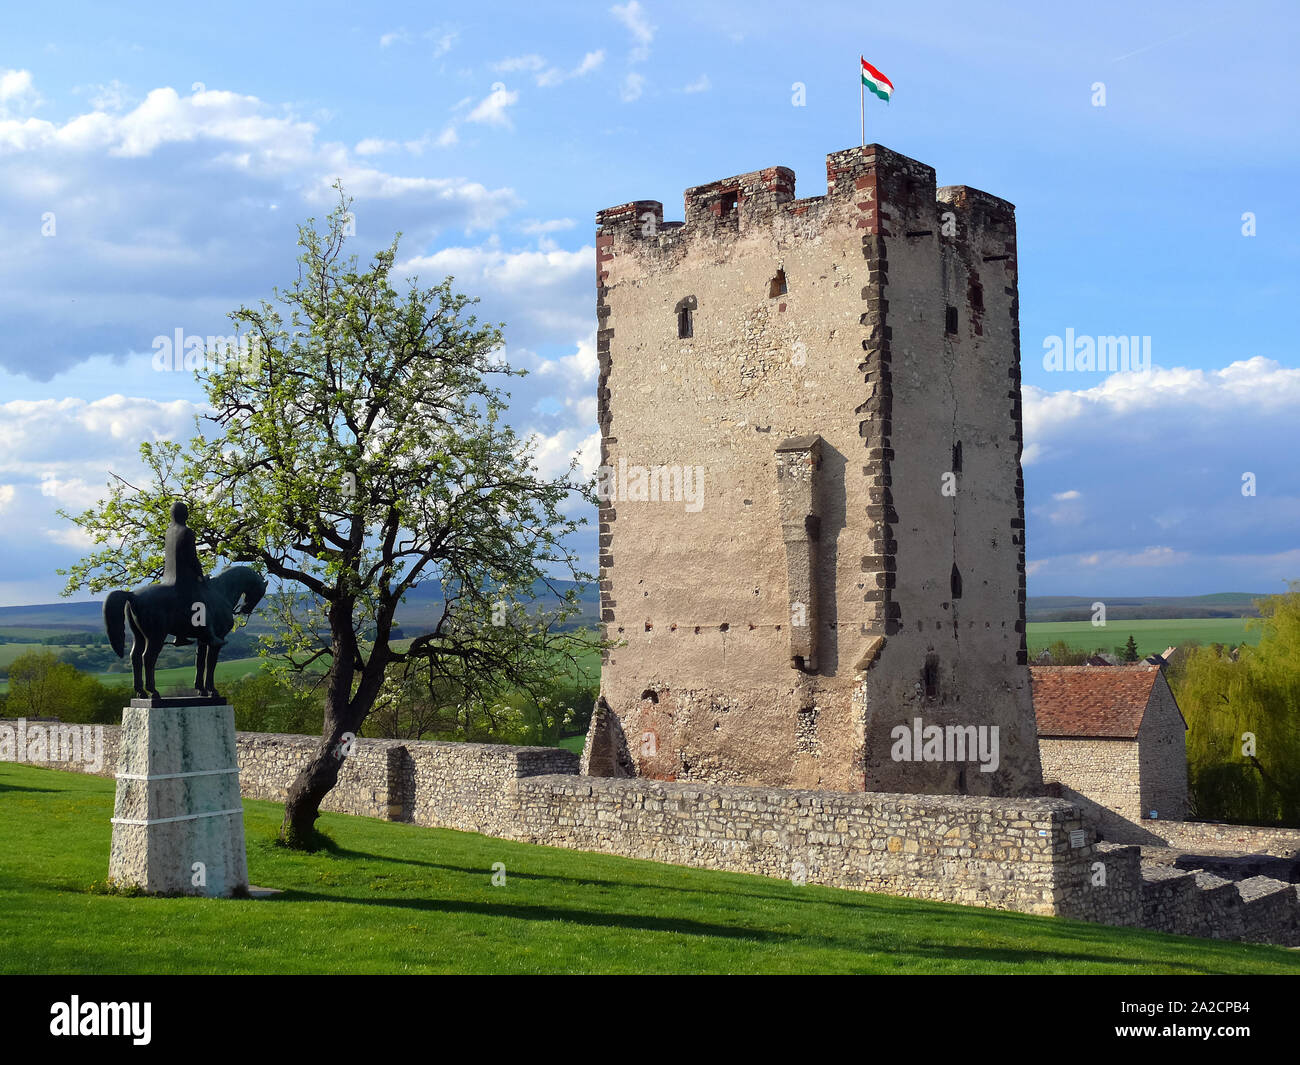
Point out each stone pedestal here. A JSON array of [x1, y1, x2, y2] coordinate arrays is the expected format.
[[109, 702, 248, 897]]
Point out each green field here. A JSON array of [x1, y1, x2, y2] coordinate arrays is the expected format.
[[1026, 617, 1258, 658], [1, 762, 1296, 974], [0, 654, 266, 695], [0, 627, 78, 640]]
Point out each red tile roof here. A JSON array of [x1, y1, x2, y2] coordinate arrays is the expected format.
[[1030, 665, 1162, 738]]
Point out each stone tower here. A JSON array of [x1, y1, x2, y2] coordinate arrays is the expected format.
[[587, 144, 1043, 797]]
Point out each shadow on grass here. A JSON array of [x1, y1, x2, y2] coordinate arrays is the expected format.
[[257, 888, 1236, 971], [322, 845, 891, 911], [275, 846, 1300, 966], [260, 886, 800, 943]]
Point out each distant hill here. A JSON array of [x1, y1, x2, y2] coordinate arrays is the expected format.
[[0, 578, 602, 636], [0, 601, 105, 630], [1025, 593, 1271, 623], [1, 588, 1270, 635]]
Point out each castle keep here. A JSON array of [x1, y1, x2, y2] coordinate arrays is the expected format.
[[589, 144, 1043, 797]]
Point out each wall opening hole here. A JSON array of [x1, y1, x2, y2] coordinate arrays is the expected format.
[[769, 269, 787, 298], [923, 653, 940, 699]]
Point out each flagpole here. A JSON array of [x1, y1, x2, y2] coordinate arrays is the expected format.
[[860, 59, 865, 146]]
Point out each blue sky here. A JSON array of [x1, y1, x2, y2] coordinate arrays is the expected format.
[[0, 0, 1296, 605]]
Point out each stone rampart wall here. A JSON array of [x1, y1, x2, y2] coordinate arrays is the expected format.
[[5, 721, 1296, 943]]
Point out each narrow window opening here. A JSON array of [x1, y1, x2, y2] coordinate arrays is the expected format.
[[768, 269, 787, 298], [923, 654, 940, 700], [945, 305, 959, 335], [951, 440, 962, 472], [718, 188, 739, 214], [951, 564, 963, 600], [675, 296, 697, 340]]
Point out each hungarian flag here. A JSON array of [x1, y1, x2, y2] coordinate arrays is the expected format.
[[861, 58, 893, 102]]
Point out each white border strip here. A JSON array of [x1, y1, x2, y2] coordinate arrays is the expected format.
[[110, 807, 243, 827], [116, 768, 239, 782]]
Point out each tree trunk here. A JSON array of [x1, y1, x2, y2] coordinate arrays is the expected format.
[[279, 728, 351, 848], [279, 594, 391, 847]]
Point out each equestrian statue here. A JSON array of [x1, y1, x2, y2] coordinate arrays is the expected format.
[[103, 501, 266, 700]]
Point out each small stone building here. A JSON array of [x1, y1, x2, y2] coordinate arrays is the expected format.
[[1031, 665, 1188, 838]]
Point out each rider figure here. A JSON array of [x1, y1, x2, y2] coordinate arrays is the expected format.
[[163, 501, 225, 648]]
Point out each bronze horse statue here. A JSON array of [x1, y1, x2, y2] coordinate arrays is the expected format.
[[103, 566, 267, 699]]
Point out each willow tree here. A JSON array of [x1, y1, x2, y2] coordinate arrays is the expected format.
[[62, 187, 595, 846], [1174, 584, 1300, 825]]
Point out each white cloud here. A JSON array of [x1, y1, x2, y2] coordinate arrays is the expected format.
[[494, 55, 547, 73], [620, 72, 646, 102], [355, 137, 398, 155], [85, 79, 132, 112], [682, 74, 711, 93], [397, 241, 592, 348], [0, 395, 207, 574], [379, 30, 411, 47], [520, 218, 576, 234], [537, 51, 605, 87], [0, 69, 40, 113], [529, 426, 601, 483], [1022, 358, 1300, 593], [0, 74, 521, 379], [358, 129, 459, 156], [428, 30, 458, 58], [611, 2, 654, 97], [466, 83, 519, 127], [611, 1, 655, 61], [533, 334, 599, 385], [44, 525, 96, 550]]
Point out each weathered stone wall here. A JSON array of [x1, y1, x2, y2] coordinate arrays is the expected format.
[[1144, 820, 1300, 858], [1039, 736, 1143, 834], [407, 741, 578, 835], [235, 732, 410, 821], [0, 719, 120, 778], [1138, 673, 1189, 821], [593, 143, 1040, 796], [509, 776, 1100, 916], [6, 722, 1297, 942], [857, 163, 1040, 798]]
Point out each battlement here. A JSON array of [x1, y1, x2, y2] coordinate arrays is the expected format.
[[595, 144, 1015, 246]]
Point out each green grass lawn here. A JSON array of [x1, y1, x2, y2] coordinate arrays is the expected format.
[[1027, 617, 1258, 658], [2, 763, 1297, 975]]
